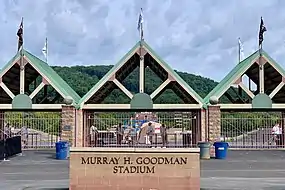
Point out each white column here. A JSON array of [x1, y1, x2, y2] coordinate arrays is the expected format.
[[139, 56, 144, 93], [259, 59, 264, 93], [20, 56, 25, 94]]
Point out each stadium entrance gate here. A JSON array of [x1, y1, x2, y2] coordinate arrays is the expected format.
[[0, 110, 63, 149], [220, 111, 285, 149], [83, 110, 201, 148]]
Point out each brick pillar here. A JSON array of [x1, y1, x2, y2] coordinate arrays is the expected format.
[[75, 110, 84, 147], [200, 109, 207, 142], [281, 112, 285, 146], [61, 105, 76, 146], [208, 105, 221, 143], [191, 112, 198, 145], [207, 105, 221, 157], [0, 111, 4, 140]]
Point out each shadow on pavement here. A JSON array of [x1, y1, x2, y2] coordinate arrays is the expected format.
[[25, 149, 57, 159]]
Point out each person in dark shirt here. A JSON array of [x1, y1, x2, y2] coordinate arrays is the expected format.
[[160, 124, 168, 148], [130, 126, 137, 146], [116, 123, 124, 145]]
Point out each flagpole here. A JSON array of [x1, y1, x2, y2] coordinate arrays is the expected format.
[[21, 17, 24, 53], [20, 17, 24, 56], [139, 8, 143, 58], [258, 16, 264, 94], [140, 24, 143, 57], [45, 37, 48, 64], [139, 8, 143, 48], [238, 38, 241, 63], [20, 17, 25, 95], [140, 19, 143, 42], [259, 17, 264, 54], [138, 8, 144, 93], [238, 38, 243, 96]]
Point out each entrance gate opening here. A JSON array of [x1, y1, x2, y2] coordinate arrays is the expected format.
[[83, 110, 201, 148], [221, 111, 285, 149]]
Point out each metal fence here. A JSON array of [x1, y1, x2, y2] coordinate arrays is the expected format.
[[0, 111, 62, 149], [221, 112, 285, 149], [84, 111, 200, 148]]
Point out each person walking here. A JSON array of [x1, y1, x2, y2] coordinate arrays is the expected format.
[[160, 124, 168, 148], [130, 126, 137, 146], [21, 125, 28, 148], [146, 122, 154, 145], [116, 123, 124, 146], [90, 125, 98, 147], [272, 123, 282, 146]]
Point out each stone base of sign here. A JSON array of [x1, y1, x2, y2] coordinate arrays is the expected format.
[[70, 147, 200, 190]]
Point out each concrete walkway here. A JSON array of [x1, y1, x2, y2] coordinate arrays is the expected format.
[[1, 150, 285, 189]]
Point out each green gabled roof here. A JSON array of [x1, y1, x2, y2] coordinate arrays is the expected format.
[[79, 41, 141, 105], [203, 49, 279, 104], [261, 50, 285, 77], [142, 41, 204, 104], [0, 51, 21, 75], [23, 50, 81, 103], [1, 50, 81, 103], [79, 40, 204, 106]]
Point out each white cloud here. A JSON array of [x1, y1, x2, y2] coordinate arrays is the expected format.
[[0, 0, 285, 81]]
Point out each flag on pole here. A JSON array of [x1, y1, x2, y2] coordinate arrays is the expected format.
[[238, 38, 245, 61], [17, 18, 23, 51], [42, 38, 48, 61], [137, 8, 144, 40], [259, 17, 267, 47]]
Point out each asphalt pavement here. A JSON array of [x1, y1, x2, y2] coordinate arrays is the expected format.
[[0, 150, 69, 190], [201, 150, 285, 190], [1, 149, 285, 190]]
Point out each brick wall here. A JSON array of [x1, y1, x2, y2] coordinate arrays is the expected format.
[[70, 148, 200, 190]]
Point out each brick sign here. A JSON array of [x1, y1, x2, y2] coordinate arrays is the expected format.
[[81, 156, 188, 174], [70, 149, 200, 190]]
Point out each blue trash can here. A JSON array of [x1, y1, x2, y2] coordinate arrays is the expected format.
[[213, 142, 229, 159], [55, 141, 69, 160]]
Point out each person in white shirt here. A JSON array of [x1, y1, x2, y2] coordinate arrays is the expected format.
[[21, 126, 28, 147], [272, 123, 282, 145], [90, 125, 98, 147]]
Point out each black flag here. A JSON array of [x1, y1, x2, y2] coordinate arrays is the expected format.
[[17, 18, 23, 51], [259, 17, 267, 47]]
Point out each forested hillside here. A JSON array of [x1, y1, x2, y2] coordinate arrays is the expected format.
[[52, 65, 218, 103]]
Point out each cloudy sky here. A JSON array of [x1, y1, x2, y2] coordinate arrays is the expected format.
[[0, 0, 285, 81]]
